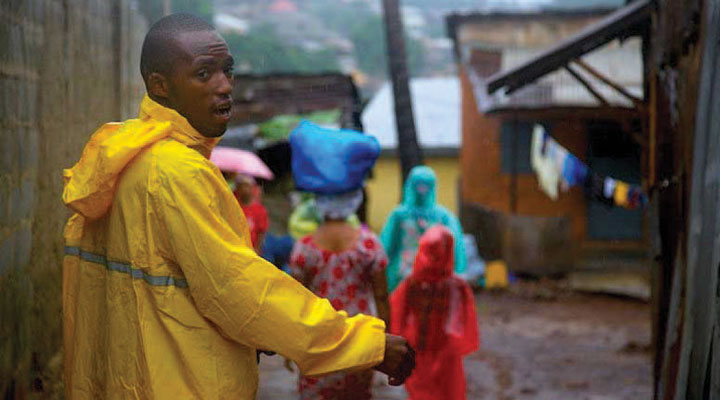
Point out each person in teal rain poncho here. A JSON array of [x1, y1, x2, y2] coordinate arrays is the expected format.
[[381, 166, 467, 292]]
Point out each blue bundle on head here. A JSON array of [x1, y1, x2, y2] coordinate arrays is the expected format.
[[290, 120, 380, 194]]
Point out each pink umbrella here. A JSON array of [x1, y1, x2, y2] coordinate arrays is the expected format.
[[210, 146, 275, 180]]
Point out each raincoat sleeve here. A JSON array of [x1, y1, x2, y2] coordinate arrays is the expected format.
[[380, 208, 403, 291], [389, 280, 416, 346], [451, 279, 480, 355], [152, 157, 386, 377]]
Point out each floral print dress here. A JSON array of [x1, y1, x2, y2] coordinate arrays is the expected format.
[[289, 229, 388, 400]]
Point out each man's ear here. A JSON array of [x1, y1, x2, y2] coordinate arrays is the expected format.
[[147, 72, 171, 100]]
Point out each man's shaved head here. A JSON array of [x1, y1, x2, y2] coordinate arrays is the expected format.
[[140, 13, 215, 83], [139, 13, 234, 137]]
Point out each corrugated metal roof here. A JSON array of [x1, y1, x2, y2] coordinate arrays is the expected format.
[[485, 0, 651, 94], [453, 0, 648, 112], [471, 38, 644, 111], [361, 77, 461, 151]]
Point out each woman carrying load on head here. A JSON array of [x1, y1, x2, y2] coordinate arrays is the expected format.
[[287, 121, 392, 400]]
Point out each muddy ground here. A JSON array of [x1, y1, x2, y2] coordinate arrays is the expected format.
[[257, 280, 652, 400]]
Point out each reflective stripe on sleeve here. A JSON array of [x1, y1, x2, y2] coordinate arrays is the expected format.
[[64, 246, 189, 288]]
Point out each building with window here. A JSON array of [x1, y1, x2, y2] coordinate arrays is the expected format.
[[362, 77, 461, 232], [446, 3, 648, 276]]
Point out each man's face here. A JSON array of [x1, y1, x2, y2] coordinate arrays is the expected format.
[[164, 30, 234, 137]]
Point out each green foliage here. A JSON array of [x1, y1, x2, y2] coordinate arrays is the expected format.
[[225, 25, 340, 74], [259, 110, 342, 141], [349, 15, 426, 78], [139, 0, 428, 79], [406, 33, 427, 77], [304, 0, 374, 37], [138, 1, 163, 25], [300, 4, 428, 79], [172, 0, 214, 24], [138, 0, 215, 25]]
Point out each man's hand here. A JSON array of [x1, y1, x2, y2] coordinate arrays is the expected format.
[[374, 334, 415, 386]]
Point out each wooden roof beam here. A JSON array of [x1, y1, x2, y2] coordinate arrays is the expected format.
[[486, 0, 651, 95], [572, 59, 643, 106], [564, 64, 610, 106]]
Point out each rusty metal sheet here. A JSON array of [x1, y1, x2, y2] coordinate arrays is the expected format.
[[678, 0, 720, 396]]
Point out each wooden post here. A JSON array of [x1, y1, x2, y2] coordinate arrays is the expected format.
[[381, 0, 424, 186]]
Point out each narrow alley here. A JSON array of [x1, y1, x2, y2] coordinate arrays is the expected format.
[[3, 0, 720, 398], [258, 282, 651, 400]]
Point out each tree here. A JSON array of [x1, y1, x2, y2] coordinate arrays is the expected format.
[[139, 0, 214, 25], [306, 0, 374, 37], [351, 17, 389, 77], [172, 0, 214, 23], [225, 26, 341, 75], [350, 15, 426, 79], [381, 0, 424, 183]]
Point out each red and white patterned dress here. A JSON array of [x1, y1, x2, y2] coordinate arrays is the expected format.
[[289, 229, 388, 400]]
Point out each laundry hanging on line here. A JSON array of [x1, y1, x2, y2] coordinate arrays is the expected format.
[[530, 125, 648, 209]]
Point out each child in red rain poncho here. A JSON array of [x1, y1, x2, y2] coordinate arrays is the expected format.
[[390, 226, 479, 400]]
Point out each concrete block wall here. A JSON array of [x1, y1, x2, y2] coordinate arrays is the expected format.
[[0, 0, 147, 397]]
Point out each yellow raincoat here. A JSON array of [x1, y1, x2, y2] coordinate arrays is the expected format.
[[62, 95, 386, 399]]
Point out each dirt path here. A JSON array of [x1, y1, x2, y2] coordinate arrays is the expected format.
[[257, 282, 652, 399], [466, 284, 652, 400]]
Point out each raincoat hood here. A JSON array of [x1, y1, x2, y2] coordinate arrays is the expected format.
[[402, 166, 437, 209], [62, 96, 387, 398], [390, 225, 479, 354], [62, 95, 220, 219], [382, 165, 468, 291], [412, 226, 454, 283], [390, 227, 479, 399]]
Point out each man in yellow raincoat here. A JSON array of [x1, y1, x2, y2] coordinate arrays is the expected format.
[[62, 14, 414, 399]]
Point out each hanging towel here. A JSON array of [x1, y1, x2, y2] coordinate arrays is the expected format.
[[553, 144, 571, 192], [551, 142, 569, 174], [603, 177, 617, 200], [627, 186, 648, 210], [532, 127, 648, 209], [563, 154, 589, 188], [531, 125, 562, 200], [614, 181, 630, 208]]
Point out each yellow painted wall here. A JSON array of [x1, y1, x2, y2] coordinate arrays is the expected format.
[[366, 156, 460, 232]]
